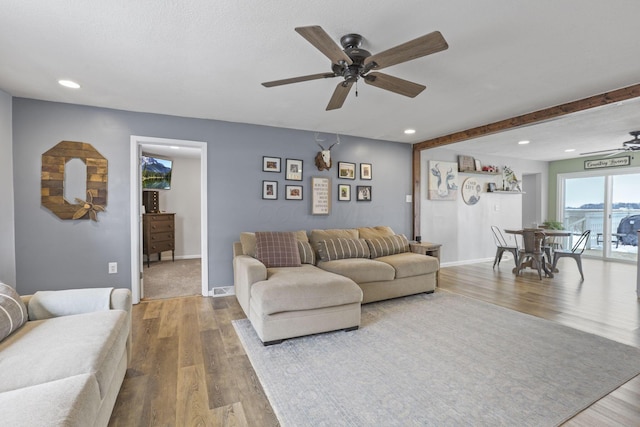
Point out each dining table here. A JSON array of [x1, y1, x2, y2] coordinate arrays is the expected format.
[[504, 228, 573, 277]]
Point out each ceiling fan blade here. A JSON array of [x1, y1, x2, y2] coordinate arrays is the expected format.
[[580, 148, 625, 155], [364, 72, 426, 97], [295, 26, 353, 65], [262, 72, 336, 87], [604, 150, 628, 158], [364, 31, 448, 70], [326, 81, 353, 110]]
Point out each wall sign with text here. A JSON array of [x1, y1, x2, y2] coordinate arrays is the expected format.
[[584, 156, 630, 170], [311, 177, 331, 215]]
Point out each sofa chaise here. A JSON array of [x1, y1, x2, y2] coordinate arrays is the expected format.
[[233, 226, 439, 344], [0, 284, 132, 427]]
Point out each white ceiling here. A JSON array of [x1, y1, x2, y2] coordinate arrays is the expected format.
[[2, 1, 640, 161]]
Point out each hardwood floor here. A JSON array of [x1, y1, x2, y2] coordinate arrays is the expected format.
[[109, 258, 640, 426]]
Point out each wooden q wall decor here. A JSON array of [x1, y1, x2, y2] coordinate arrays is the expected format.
[[41, 141, 108, 221]]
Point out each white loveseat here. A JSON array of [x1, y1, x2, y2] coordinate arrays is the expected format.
[[0, 286, 132, 427]]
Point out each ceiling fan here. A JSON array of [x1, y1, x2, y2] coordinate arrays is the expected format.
[[580, 131, 640, 156], [262, 25, 449, 110]]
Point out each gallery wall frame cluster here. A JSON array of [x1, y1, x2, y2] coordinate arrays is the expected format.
[[337, 161, 372, 202], [261, 155, 374, 211], [262, 156, 304, 200]]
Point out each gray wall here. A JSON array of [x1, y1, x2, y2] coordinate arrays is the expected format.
[[0, 90, 16, 285], [12, 98, 413, 294]]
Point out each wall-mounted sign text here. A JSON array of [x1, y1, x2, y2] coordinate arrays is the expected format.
[[584, 156, 630, 170], [311, 177, 331, 215]]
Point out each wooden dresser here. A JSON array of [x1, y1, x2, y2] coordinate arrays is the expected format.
[[143, 213, 175, 267]]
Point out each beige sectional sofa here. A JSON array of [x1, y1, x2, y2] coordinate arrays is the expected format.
[[0, 286, 132, 427], [233, 226, 439, 344]]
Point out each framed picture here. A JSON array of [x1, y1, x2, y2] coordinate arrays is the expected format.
[[338, 184, 351, 201], [311, 177, 331, 215], [262, 180, 277, 200], [487, 182, 496, 192], [474, 159, 482, 171], [263, 156, 281, 173], [338, 162, 356, 180], [457, 155, 475, 172], [285, 158, 303, 181], [356, 185, 372, 201], [360, 163, 372, 180], [285, 185, 303, 200], [428, 160, 458, 201]]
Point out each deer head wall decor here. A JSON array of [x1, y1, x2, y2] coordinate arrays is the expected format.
[[314, 133, 340, 171]]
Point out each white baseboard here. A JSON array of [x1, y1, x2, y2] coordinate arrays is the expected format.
[[174, 255, 201, 260], [441, 257, 495, 267]]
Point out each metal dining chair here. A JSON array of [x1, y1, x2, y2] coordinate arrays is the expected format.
[[517, 229, 547, 279], [551, 230, 591, 281], [491, 226, 518, 268]]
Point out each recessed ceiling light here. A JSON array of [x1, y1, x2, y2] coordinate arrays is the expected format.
[[518, 140, 530, 145], [170, 146, 180, 150], [564, 148, 576, 152], [404, 129, 416, 135], [58, 79, 80, 89]]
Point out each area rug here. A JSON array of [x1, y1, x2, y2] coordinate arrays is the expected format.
[[233, 292, 640, 426]]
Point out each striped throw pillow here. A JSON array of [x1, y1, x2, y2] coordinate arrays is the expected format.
[[298, 240, 316, 265], [255, 232, 302, 268], [317, 238, 370, 262], [366, 234, 410, 258], [0, 282, 28, 342]]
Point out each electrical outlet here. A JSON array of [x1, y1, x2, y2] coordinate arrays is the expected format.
[[108, 262, 117, 274]]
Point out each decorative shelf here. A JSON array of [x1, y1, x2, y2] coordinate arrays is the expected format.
[[489, 191, 525, 194], [459, 170, 501, 175]]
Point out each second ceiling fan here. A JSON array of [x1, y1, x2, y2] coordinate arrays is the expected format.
[[580, 131, 640, 156], [262, 25, 449, 110]]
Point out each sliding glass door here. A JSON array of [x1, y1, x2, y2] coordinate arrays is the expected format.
[[562, 175, 604, 257], [559, 169, 639, 263], [611, 173, 640, 261]]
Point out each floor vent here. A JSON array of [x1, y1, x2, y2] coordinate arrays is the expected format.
[[211, 286, 235, 297]]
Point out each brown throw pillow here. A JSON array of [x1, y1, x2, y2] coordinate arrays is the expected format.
[[0, 282, 28, 342], [317, 238, 370, 262], [366, 234, 410, 258], [255, 232, 302, 268]]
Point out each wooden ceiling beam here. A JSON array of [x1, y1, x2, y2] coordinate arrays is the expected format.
[[413, 83, 640, 152], [410, 82, 640, 240]]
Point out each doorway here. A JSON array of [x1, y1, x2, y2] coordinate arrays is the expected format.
[[129, 136, 208, 304]]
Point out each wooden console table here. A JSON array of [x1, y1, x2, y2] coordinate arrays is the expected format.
[[410, 242, 442, 286], [143, 213, 175, 267]]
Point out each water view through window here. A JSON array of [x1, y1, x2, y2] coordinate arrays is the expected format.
[[562, 172, 639, 262]]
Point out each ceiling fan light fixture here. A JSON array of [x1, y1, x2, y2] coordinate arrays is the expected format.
[[262, 26, 448, 110]]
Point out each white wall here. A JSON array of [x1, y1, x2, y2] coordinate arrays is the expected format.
[[159, 156, 201, 259], [420, 147, 548, 265], [0, 90, 16, 285], [522, 173, 541, 227]]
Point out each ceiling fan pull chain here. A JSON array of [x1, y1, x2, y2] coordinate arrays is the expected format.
[[355, 80, 358, 97]]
